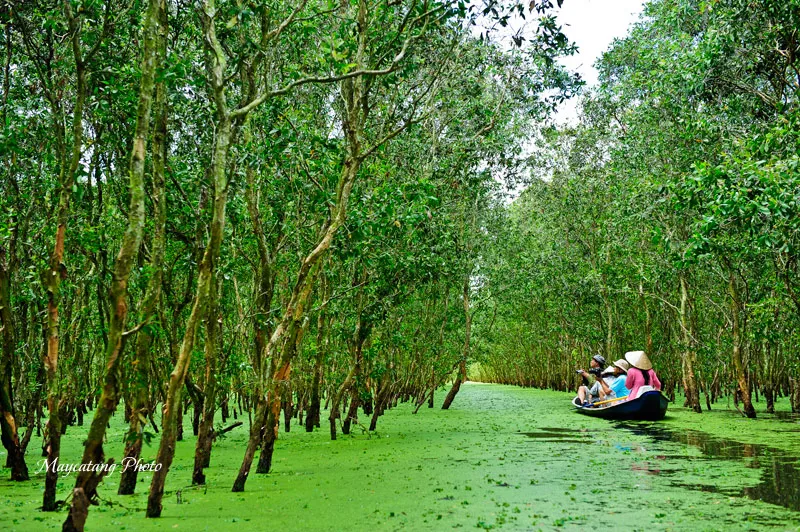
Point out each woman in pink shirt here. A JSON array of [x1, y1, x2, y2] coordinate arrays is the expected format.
[[624, 350, 661, 399]]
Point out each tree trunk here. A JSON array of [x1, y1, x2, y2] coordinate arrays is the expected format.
[[679, 273, 702, 413], [442, 360, 466, 410], [43, 1, 90, 510], [369, 373, 390, 431], [305, 281, 329, 432], [192, 277, 222, 485], [341, 389, 359, 435], [233, 0, 399, 488], [257, 314, 309, 475], [282, 387, 292, 433], [329, 343, 361, 440], [764, 385, 775, 414], [64, 3, 162, 527], [147, 9, 235, 509], [0, 11, 18, 480], [255, 388, 282, 474], [232, 398, 266, 492], [306, 349, 324, 432], [0, 249, 28, 481], [442, 276, 471, 410], [729, 273, 755, 418], [176, 399, 184, 442], [236, 263, 318, 489], [118, 23, 168, 493]]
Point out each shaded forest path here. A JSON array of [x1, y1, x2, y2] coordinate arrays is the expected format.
[[1, 383, 799, 530]]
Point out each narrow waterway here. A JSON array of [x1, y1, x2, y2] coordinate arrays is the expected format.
[[1, 383, 798, 531]]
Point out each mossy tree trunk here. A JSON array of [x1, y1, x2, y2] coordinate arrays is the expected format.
[[0, 245, 28, 481], [146, 0, 236, 515], [41, 0, 94, 511], [729, 272, 756, 418], [442, 276, 471, 410], [118, 9, 168, 493], [64, 0, 163, 528], [679, 273, 702, 413], [305, 295, 328, 432], [329, 274, 367, 439], [192, 277, 222, 485]]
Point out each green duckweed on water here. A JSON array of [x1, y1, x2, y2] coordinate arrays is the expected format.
[[1, 383, 799, 531]]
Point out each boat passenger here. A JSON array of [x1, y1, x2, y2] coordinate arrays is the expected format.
[[593, 359, 631, 402], [624, 350, 662, 399], [576, 354, 609, 406]]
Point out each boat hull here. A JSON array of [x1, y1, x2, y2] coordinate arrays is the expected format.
[[572, 391, 668, 421]]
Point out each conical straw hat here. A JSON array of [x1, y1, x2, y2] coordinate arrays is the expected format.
[[624, 350, 652, 371], [613, 359, 630, 373]]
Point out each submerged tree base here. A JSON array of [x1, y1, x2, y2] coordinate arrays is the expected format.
[[1, 383, 798, 530]]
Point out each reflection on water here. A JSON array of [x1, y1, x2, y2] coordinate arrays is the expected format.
[[772, 411, 800, 422], [520, 424, 800, 512], [615, 423, 800, 512], [521, 427, 590, 438], [520, 428, 595, 445]]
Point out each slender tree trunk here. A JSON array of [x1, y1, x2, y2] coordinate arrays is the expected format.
[[442, 277, 471, 410], [341, 390, 359, 435], [329, 328, 365, 440], [118, 23, 168, 493], [305, 279, 329, 432], [147, 9, 235, 509], [42, 1, 89, 510], [243, 117, 281, 475], [427, 370, 435, 409], [254, 387, 282, 475], [235, 259, 320, 490], [147, 110, 232, 514], [282, 387, 292, 433], [0, 55, 24, 469], [233, 0, 417, 489], [193, 278, 222, 485], [729, 273, 756, 418], [257, 310, 309, 474], [679, 273, 702, 413], [231, 397, 267, 492], [369, 371, 391, 431], [762, 340, 775, 414], [306, 348, 324, 432], [0, 249, 28, 480], [234, 130, 360, 489], [64, 3, 162, 527], [764, 385, 775, 414], [188, 380, 203, 437]]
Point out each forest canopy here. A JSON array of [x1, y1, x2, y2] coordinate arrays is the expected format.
[[473, 0, 800, 420]]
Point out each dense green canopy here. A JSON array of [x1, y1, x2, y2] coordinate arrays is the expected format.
[[474, 0, 800, 420]]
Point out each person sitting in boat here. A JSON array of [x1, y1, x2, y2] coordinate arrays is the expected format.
[[575, 354, 609, 406], [598, 359, 632, 401], [578, 359, 631, 406], [624, 350, 662, 399]]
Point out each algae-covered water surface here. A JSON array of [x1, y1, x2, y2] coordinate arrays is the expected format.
[[1, 383, 799, 531]]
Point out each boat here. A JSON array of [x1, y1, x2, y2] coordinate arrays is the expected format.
[[572, 390, 669, 421]]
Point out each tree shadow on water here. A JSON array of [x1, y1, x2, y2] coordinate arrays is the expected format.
[[613, 422, 800, 512]]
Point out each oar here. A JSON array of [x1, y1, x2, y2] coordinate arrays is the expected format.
[[591, 395, 629, 407]]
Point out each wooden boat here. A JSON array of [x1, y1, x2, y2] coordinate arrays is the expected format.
[[572, 390, 669, 421]]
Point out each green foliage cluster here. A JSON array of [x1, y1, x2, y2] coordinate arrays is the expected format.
[[0, 0, 578, 524], [474, 0, 800, 417]]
